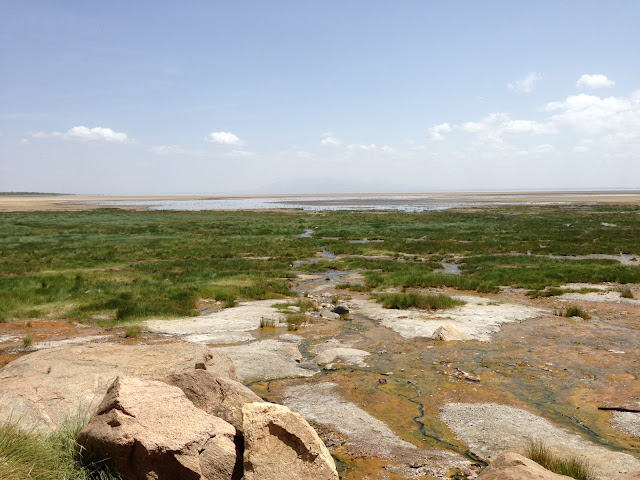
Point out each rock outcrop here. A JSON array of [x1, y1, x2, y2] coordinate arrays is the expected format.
[[165, 370, 263, 433], [0, 342, 236, 431], [431, 325, 472, 341], [242, 402, 339, 480], [78, 376, 241, 480], [477, 452, 573, 479]]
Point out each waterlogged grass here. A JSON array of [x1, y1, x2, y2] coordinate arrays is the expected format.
[[374, 292, 465, 310], [1, 205, 639, 322], [0, 419, 120, 480], [525, 440, 595, 480]]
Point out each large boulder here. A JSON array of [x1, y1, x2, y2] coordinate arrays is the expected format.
[[78, 376, 241, 480], [477, 452, 573, 480], [165, 370, 263, 433], [0, 342, 236, 431], [242, 402, 338, 480]]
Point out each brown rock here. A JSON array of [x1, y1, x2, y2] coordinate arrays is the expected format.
[[165, 370, 263, 433], [242, 402, 339, 480], [431, 325, 472, 341], [0, 342, 236, 431], [78, 376, 241, 480], [477, 452, 573, 480]]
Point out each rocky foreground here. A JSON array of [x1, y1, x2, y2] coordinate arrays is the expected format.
[[1, 340, 639, 479]]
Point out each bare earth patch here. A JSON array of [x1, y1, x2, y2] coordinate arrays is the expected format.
[[347, 295, 542, 341], [440, 402, 640, 479]]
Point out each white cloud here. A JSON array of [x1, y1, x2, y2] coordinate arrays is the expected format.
[[544, 92, 640, 138], [530, 143, 555, 154], [31, 126, 130, 143], [428, 123, 452, 140], [205, 131, 242, 145], [508, 72, 542, 93], [321, 132, 343, 146], [228, 149, 256, 157], [572, 145, 589, 153], [455, 113, 553, 143], [150, 145, 208, 156], [347, 143, 377, 151], [500, 119, 553, 135], [19, 138, 29, 145], [576, 74, 615, 89]]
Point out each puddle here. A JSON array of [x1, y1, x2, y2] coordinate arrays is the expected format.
[[440, 262, 461, 275], [298, 228, 314, 238]]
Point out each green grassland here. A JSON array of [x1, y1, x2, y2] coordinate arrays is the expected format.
[[1, 205, 639, 322]]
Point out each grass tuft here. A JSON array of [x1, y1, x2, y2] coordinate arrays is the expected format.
[[259, 317, 276, 329], [619, 287, 634, 298], [525, 440, 595, 480], [123, 325, 142, 338], [564, 306, 591, 320], [22, 334, 33, 347], [374, 292, 465, 310], [0, 417, 120, 480]]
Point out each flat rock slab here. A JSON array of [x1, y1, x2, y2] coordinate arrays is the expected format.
[[440, 402, 640, 479], [0, 342, 236, 431], [283, 382, 474, 479], [347, 296, 541, 341], [311, 340, 370, 367], [216, 337, 317, 382], [144, 299, 293, 344]]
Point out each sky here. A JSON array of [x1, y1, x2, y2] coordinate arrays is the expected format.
[[1, 1, 639, 194]]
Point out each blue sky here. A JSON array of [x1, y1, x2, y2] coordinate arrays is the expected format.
[[1, 1, 639, 194]]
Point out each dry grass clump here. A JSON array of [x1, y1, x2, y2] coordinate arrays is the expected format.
[[525, 440, 595, 480]]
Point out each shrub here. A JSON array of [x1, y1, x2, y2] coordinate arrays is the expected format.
[[525, 440, 595, 480], [22, 335, 33, 347]]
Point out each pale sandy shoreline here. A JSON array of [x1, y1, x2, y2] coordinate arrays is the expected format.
[[1, 190, 640, 212]]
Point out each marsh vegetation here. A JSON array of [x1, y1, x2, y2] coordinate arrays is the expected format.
[[1, 205, 639, 323]]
